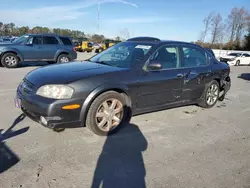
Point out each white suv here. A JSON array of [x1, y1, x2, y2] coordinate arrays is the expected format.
[[220, 52, 250, 66]]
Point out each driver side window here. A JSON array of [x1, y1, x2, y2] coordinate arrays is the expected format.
[[149, 46, 179, 69], [27, 36, 43, 45]]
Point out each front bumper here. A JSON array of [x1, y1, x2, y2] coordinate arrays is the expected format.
[[220, 59, 236, 66], [227, 60, 237, 66], [16, 87, 84, 129]]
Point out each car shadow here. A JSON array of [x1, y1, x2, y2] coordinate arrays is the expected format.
[[238, 73, 250, 81], [91, 123, 148, 188], [0, 113, 29, 174], [19, 61, 49, 68]]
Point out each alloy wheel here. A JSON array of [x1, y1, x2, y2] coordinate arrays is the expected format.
[[95, 98, 124, 132], [206, 84, 219, 105], [5, 56, 17, 66], [60, 56, 69, 63]]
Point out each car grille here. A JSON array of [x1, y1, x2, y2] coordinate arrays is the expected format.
[[19, 79, 37, 95], [220, 58, 228, 61]]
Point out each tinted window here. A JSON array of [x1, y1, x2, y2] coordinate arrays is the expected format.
[[43, 36, 59, 45], [182, 46, 207, 67], [228, 53, 241, 57], [27, 36, 43, 45], [150, 46, 179, 69], [243, 53, 250, 57], [59, 37, 72, 45]]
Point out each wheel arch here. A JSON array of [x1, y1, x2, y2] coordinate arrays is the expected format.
[[55, 51, 70, 61], [79, 84, 131, 126], [1, 50, 24, 62]]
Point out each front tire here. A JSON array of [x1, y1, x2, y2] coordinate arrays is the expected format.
[[1, 52, 20, 68], [235, 60, 240, 66], [85, 91, 129, 136], [198, 80, 219, 108], [57, 54, 71, 63]]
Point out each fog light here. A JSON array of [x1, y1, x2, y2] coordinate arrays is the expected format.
[[40, 116, 48, 125]]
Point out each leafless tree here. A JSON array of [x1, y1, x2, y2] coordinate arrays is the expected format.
[[211, 13, 223, 44], [200, 12, 214, 42], [227, 7, 249, 44]]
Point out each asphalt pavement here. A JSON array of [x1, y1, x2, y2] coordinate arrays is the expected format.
[[0, 53, 250, 188]]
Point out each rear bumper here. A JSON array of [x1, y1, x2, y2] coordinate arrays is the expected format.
[[221, 76, 231, 94], [71, 52, 77, 60], [17, 88, 84, 129]]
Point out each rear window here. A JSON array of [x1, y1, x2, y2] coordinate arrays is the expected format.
[[59, 37, 73, 45]]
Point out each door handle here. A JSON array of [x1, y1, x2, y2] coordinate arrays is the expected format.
[[176, 73, 184, 78]]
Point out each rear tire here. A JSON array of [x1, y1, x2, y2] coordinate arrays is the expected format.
[[1, 52, 20, 68], [198, 80, 219, 108], [56, 54, 71, 63], [85, 91, 130, 136]]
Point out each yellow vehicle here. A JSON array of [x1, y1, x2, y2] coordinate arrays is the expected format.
[[75, 38, 93, 53], [95, 39, 121, 53]]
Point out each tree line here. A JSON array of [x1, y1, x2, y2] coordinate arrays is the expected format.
[[0, 22, 124, 42], [196, 6, 250, 50], [0, 23, 86, 39]]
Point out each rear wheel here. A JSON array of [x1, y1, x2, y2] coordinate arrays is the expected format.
[[57, 54, 71, 63], [1, 52, 20, 68], [198, 80, 219, 108], [85, 91, 129, 136]]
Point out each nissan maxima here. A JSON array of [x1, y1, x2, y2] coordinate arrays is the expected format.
[[15, 37, 231, 136]]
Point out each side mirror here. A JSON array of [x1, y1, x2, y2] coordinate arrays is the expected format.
[[147, 61, 162, 71], [25, 43, 33, 46]]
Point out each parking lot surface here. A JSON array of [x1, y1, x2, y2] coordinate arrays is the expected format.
[[0, 53, 250, 188]]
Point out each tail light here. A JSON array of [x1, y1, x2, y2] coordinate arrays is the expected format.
[[73, 47, 77, 52]]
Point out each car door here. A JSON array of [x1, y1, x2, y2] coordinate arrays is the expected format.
[[177, 44, 212, 102], [41, 36, 60, 60], [22, 36, 44, 60], [136, 44, 184, 109], [242, 53, 250, 65]]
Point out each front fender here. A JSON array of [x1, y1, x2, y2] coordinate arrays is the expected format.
[[79, 83, 129, 125], [1, 48, 24, 61]]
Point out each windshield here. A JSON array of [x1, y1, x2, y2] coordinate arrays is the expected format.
[[228, 53, 241, 57], [89, 42, 153, 68], [12, 35, 29, 44]]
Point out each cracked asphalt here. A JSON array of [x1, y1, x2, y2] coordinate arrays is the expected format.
[[0, 53, 250, 188]]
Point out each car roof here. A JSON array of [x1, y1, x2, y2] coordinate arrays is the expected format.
[[27, 33, 70, 38], [126, 37, 201, 46]]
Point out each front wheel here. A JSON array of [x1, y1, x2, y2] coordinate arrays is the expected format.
[[1, 52, 20, 68], [85, 91, 129, 136], [198, 80, 219, 108], [57, 54, 71, 63], [235, 60, 240, 66]]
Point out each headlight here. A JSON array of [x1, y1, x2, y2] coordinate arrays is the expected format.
[[229, 58, 236, 61], [36, 85, 74, 99]]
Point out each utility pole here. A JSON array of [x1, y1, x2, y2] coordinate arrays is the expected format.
[[97, 2, 100, 33]]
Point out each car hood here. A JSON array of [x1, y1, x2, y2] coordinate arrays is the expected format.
[[25, 61, 127, 87], [0, 43, 16, 48], [221, 55, 237, 59]]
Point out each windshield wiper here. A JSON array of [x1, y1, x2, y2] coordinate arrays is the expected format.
[[91, 60, 113, 66]]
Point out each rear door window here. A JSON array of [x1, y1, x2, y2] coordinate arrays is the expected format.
[[43, 36, 59, 45], [181, 46, 208, 68]]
